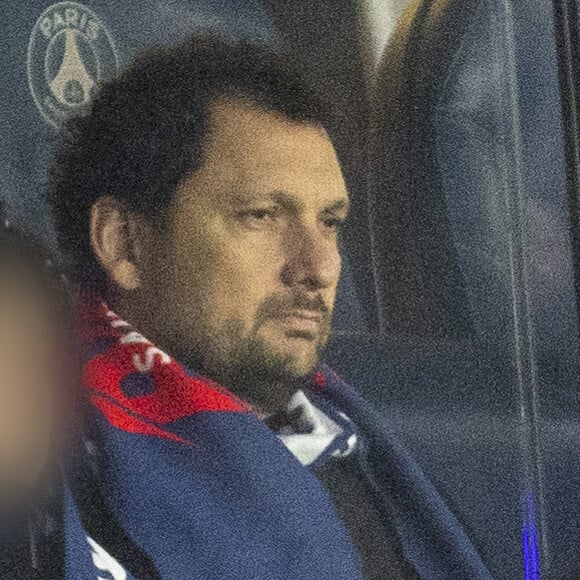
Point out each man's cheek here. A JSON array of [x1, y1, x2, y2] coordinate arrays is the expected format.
[[216, 272, 258, 313]]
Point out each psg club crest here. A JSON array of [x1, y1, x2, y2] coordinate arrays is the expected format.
[[27, 2, 119, 127]]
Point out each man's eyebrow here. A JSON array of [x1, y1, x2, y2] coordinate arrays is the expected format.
[[227, 192, 274, 206], [324, 198, 350, 214], [228, 191, 349, 214]]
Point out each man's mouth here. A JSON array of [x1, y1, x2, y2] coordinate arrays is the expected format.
[[276, 311, 323, 337]]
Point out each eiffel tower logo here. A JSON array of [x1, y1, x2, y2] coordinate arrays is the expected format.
[[27, 2, 119, 127], [49, 28, 95, 107]]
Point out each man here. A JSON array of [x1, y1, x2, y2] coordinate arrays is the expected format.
[[48, 36, 491, 579]]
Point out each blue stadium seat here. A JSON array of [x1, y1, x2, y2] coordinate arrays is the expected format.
[[326, 0, 580, 577]]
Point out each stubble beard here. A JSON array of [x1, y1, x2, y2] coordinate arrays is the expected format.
[[185, 314, 331, 414]]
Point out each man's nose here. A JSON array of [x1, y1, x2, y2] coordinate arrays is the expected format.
[[280, 223, 341, 291]]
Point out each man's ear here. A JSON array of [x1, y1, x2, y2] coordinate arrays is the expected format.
[[89, 196, 143, 291]]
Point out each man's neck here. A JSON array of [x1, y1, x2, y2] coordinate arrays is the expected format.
[[201, 365, 306, 417]]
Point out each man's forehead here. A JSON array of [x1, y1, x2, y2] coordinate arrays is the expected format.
[[208, 95, 326, 131], [186, 97, 348, 208], [206, 96, 336, 161]]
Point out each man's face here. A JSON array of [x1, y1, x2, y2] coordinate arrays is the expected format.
[[138, 98, 348, 399]]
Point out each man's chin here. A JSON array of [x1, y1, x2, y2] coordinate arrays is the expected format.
[[199, 333, 323, 413], [263, 340, 321, 378]]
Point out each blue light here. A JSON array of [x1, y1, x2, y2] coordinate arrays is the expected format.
[[522, 490, 540, 580]]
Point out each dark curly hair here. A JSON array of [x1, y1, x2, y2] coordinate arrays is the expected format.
[[47, 35, 331, 293]]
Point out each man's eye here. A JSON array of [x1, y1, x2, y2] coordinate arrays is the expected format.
[[239, 208, 279, 222], [323, 217, 345, 230], [250, 209, 276, 219]]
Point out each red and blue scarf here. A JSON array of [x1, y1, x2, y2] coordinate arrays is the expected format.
[[66, 294, 493, 579]]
